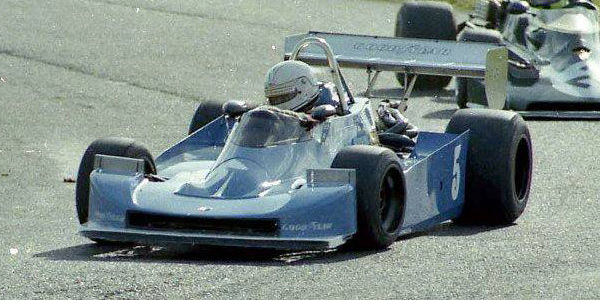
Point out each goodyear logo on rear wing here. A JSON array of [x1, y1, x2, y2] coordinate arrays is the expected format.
[[352, 42, 451, 56]]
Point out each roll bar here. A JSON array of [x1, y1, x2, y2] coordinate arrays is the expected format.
[[289, 37, 350, 114]]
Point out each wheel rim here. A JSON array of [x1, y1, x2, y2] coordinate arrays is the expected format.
[[514, 136, 532, 203], [379, 168, 404, 234]]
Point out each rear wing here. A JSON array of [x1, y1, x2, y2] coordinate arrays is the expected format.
[[284, 32, 507, 109]]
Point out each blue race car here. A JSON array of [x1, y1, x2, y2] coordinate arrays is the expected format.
[[75, 33, 533, 250]]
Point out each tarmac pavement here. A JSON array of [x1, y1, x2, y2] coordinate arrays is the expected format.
[[1, 0, 599, 299]]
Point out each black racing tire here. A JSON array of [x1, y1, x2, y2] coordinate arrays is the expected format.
[[395, 2, 457, 90], [188, 100, 224, 135], [76, 138, 157, 226], [456, 28, 504, 108], [331, 145, 406, 249], [446, 109, 532, 225]]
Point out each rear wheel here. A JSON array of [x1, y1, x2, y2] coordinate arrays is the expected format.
[[188, 100, 224, 134], [395, 2, 457, 90], [76, 138, 156, 243], [332, 146, 405, 249], [446, 109, 532, 225]]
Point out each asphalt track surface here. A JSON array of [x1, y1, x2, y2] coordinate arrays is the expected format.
[[1, 0, 600, 299]]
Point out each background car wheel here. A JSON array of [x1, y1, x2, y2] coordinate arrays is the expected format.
[[188, 100, 224, 134], [456, 28, 504, 108], [76, 137, 156, 225], [395, 2, 457, 90], [446, 109, 532, 225], [331, 145, 405, 249]]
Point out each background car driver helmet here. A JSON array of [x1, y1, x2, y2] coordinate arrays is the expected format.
[[264, 60, 320, 111]]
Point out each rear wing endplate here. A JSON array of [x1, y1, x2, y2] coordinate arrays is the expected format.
[[284, 32, 507, 109]]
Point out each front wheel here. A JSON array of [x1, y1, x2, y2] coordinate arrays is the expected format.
[[76, 138, 156, 222], [446, 109, 532, 225], [332, 145, 406, 249]]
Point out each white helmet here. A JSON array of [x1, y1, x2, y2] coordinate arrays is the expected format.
[[264, 60, 320, 111]]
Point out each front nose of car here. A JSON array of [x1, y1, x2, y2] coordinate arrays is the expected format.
[[548, 51, 600, 99], [565, 54, 600, 88]]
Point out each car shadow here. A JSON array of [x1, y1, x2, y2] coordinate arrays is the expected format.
[[422, 108, 457, 120], [420, 221, 516, 237], [35, 222, 509, 265], [521, 116, 600, 121], [393, 222, 515, 242], [33, 243, 384, 266]]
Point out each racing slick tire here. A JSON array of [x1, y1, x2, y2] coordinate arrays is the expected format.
[[446, 109, 532, 225], [395, 2, 457, 90], [76, 138, 157, 228], [188, 100, 224, 134], [456, 28, 504, 108], [331, 145, 406, 249]]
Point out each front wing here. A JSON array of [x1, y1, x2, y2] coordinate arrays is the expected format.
[[81, 161, 357, 250]]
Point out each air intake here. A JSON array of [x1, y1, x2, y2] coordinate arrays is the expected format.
[[127, 211, 279, 236]]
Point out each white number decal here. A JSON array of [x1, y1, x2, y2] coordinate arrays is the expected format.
[[451, 144, 462, 201]]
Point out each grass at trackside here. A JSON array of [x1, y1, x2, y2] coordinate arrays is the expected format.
[[373, 0, 600, 11]]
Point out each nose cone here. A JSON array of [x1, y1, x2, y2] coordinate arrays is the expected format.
[[545, 59, 600, 98], [176, 158, 271, 199]]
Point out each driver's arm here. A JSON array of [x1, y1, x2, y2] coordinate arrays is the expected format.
[[263, 106, 318, 130]]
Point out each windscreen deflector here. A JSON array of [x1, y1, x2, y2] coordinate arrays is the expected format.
[[230, 107, 312, 148]]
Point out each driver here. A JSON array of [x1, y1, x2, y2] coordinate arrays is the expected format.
[[264, 60, 340, 113]]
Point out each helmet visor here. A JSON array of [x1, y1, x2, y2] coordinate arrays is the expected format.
[[267, 90, 300, 106]]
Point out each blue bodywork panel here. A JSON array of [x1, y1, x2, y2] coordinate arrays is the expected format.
[[401, 131, 468, 234], [80, 97, 470, 250]]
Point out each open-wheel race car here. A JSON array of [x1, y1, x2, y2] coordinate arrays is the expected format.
[[75, 32, 533, 251], [395, 0, 600, 118]]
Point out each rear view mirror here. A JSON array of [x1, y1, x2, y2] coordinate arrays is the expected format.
[[222, 100, 256, 118], [526, 28, 546, 50]]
